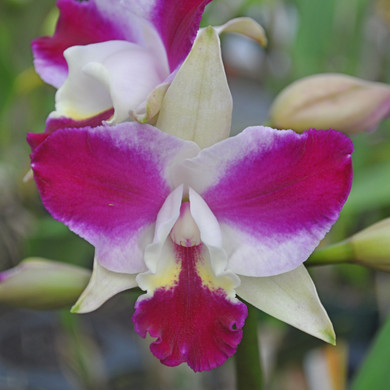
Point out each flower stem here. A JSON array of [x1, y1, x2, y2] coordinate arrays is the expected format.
[[235, 303, 264, 390], [306, 240, 354, 266]]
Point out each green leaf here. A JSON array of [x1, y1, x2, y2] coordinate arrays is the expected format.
[[350, 314, 390, 390], [344, 161, 390, 215]]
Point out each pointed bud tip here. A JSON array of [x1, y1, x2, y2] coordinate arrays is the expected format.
[[323, 329, 336, 346], [70, 302, 83, 313]]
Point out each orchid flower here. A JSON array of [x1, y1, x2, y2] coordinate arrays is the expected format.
[[28, 23, 353, 371], [28, 120, 353, 371], [32, 0, 266, 131]]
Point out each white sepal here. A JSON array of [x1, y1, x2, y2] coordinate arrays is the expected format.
[[72, 257, 138, 313], [156, 27, 232, 148], [237, 265, 336, 344]]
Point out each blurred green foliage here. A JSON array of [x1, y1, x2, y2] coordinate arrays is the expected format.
[[0, 0, 93, 270], [350, 313, 390, 390]]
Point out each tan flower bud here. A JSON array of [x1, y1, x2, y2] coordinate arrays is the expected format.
[[270, 73, 390, 134], [0, 258, 91, 309]]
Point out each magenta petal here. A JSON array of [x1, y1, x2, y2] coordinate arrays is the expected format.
[[30, 123, 198, 273], [151, 0, 212, 69], [33, 0, 212, 87], [32, 0, 127, 87], [27, 108, 115, 152], [27, 133, 50, 153], [45, 108, 114, 134], [199, 127, 353, 276], [133, 245, 247, 371]]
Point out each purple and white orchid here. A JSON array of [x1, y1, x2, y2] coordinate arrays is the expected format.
[[27, 0, 353, 373], [32, 0, 266, 131], [32, 0, 211, 126], [28, 121, 353, 371]]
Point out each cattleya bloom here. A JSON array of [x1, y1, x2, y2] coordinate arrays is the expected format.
[[32, 0, 266, 129], [27, 0, 353, 372], [28, 122, 353, 371]]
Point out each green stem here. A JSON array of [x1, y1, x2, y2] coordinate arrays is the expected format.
[[306, 239, 354, 266], [235, 303, 264, 390]]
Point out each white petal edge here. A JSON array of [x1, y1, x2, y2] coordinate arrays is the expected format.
[[189, 188, 231, 277], [143, 185, 183, 273], [71, 257, 138, 313], [55, 41, 127, 120], [136, 239, 180, 296], [189, 188, 222, 248], [130, 81, 170, 124], [236, 265, 336, 344], [137, 238, 240, 301], [85, 45, 168, 124], [54, 40, 169, 123]]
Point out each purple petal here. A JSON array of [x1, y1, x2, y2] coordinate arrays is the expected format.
[[32, 0, 127, 87], [27, 133, 50, 153], [46, 108, 114, 134], [29, 123, 199, 273], [133, 244, 247, 371], [27, 109, 114, 153], [150, 0, 213, 70], [32, 0, 212, 87], [191, 127, 353, 276]]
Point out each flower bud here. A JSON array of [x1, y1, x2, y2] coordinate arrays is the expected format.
[[0, 258, 91, 309], [350, 218, 390, 272], [270, 73, 390, 134], [307, 218, 390, 272]]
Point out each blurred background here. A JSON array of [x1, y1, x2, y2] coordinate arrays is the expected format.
[[0, 0, 389, 389]]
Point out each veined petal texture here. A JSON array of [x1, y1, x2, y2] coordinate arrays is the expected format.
[[134, 242, 246, 371], [29, 123, 199, 274], [183, 126, 353, 276], [237, 266, 335, 344], [32, 0, 212, 87], [29, 123, 353, 371]]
